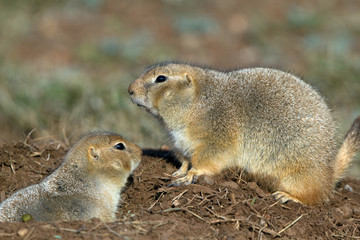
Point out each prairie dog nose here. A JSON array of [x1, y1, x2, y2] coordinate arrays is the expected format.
[[128, 83, 135, 95], [128, 78, 143, 96]]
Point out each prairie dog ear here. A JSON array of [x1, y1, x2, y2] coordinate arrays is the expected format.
[[88, 147, 100, 161], [184, 73, 194, 86]]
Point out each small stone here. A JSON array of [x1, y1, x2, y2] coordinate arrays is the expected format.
[[29, 151, 42, 157], [17, 228, 28, 237], [333, 205, 353, 222], [247, 182, 265, 197], [172, 199, 181, 207], [338, 205, 353, 219], [220, 181, 240, 190], [248, 182, 258, 190], [259, 218, 267, 227], [344, 184, 353, 192]]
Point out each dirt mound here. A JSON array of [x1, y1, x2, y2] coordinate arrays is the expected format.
[[0, 140, 359, 239]]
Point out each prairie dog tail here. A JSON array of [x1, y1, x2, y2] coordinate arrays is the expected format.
[[334, 116, 360, 181]]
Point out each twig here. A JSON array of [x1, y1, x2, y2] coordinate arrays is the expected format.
[[42, 226, 82, 233], [262, 199, 281, 212], [103, 222, 130, 240], [41, 225, 108, 236], [4, 150, 16, 175], [183, 195, 196, 207], [131, 223, 147, 233], [332, 234, 360, 239], [205, 207, 227, 220], [88, 222, 104, 232], [209, 218, 279, 237], [216, 199, 222, 208], [171, 189, 188, 202], [254, 226, 280, 237], [277, 214, 303, 235], [258, 226, 266, 240], [244, 201, 262, 218], [182, 208, 206, 222], [197, 195, 211, 206], [23, 228, 35, 240], [114, 219, 167, 225], [161, 207, 182, 213], [280, 204, 291, 210], [209, 217, 247, 224], [220, 188, 229, 199], [23, 129, 36, 149], [148, 192, 164, 210], [62, 128, 70, 146], [229, 193, 237, 204], [0, 233, 15, 237], [353, 226, 358, 239], [160, 207, 206, 222], [152, 221, 169, 229]]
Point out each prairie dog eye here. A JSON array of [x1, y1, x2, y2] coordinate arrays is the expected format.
[[114, 143, 126, 150], [155, 75, 167, 83]]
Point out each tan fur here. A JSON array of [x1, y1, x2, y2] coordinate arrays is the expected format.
[[129, 62, 360, 205], [334, 116, 360, 181], [0, 132, 142, 222]]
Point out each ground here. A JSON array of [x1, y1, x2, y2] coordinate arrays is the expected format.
[[0, 137, 359, 239]]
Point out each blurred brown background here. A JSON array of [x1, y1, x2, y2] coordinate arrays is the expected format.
[[0, 0, 359, 175]]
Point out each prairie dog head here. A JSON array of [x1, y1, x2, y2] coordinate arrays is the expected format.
[[86, 133, 142, 176], [128, 63, 202, 118], [66, 132, 142, 181]]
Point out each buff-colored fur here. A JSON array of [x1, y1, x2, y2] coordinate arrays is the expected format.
[[129, 62, 360, 205], [0, 132, 142, 222]]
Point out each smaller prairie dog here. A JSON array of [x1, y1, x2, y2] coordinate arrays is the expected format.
[[0, 132, 142, 222], [128, 62, 360, 205]]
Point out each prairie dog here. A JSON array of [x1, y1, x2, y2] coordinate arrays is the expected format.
[[0, 132, 142, 222], [128, 62, 360, 205]]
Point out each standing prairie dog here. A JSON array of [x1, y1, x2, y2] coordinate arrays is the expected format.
[[0, 132, 142, 222], [128, 62, 360, 205]]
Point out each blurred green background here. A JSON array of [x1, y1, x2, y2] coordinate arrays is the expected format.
[[0, 0, 359, 176]]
